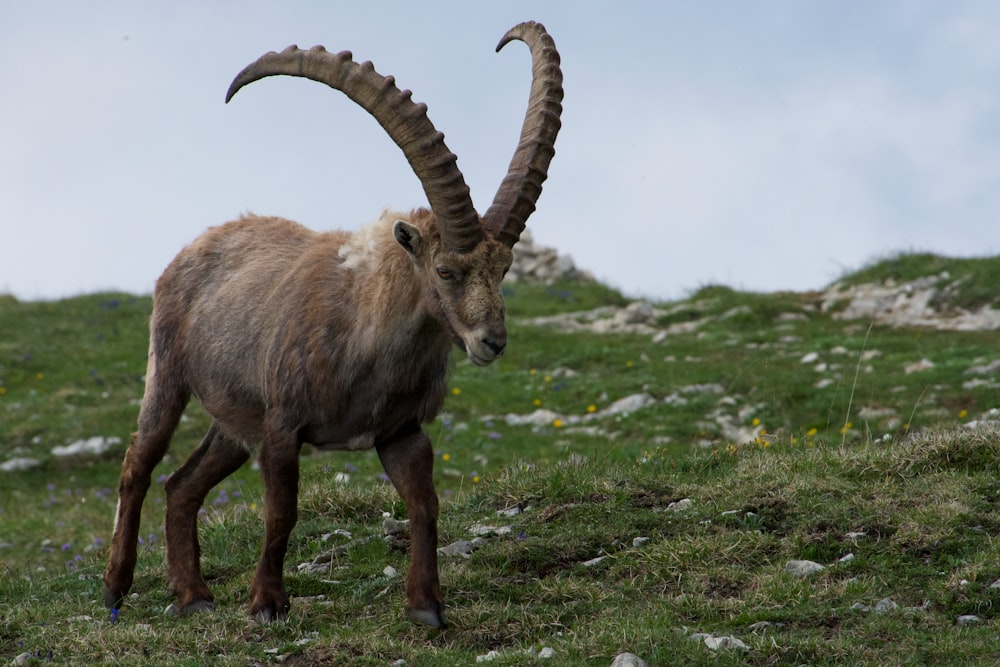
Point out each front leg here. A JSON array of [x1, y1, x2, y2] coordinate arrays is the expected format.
[[376, 423, 447, 628], [248, 432, 300, 623]]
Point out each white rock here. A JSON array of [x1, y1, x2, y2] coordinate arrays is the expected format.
[[616, 301, 655, 325], [383, 518, 410, 537], [476, 650, 501, 662], [610, 653, 649, 667], [504, 409, 563, 427], [666, 498, 692, 512], [51, 435, 121, 457], [603, 393, 656, 416], [838, 553, 855, 564], [12, 652, 33, 667], [581, 555, 606, 567], [632, 536, 650, 548], [537, 647, 555, 659], [0, 457, 41, 472], [703, 635, 748, 651], [383, 565, 398, 578], [497, 505, 528, 517], [957, 614, 982, 625], [438, 538, 485, 558], [904, 358, 935, 374], [468, 524, 512, 537], [800, 352, 820, 364], [785, 560, 825, 577], [874, 598, 898, 613]]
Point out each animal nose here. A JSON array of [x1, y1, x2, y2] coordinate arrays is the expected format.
[[482, 335, 507, 357]]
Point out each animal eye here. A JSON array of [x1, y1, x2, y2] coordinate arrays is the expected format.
[[436, 267, 455, 281]]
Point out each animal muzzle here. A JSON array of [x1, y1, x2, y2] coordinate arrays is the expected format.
[[464, 326, 508, 367]]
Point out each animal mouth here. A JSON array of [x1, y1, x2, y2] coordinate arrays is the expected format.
[[467, 349, 496, 367]]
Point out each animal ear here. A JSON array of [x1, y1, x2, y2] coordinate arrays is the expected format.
[[393, 220, 424, 258]]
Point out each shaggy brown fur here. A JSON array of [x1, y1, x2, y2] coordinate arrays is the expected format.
[[102, 210, 511, 626]]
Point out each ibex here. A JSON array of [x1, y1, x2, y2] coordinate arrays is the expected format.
[[102, 22, 562, 628]]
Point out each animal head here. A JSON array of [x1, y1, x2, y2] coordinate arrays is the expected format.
[[225, 21, 563, 366], [392, 210, 513, 365]]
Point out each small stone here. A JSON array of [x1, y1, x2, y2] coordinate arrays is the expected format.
[[957, 614, 982, 626], [990, 579, 1000, 589], [468, 524, 512, 537], [581, 555, 606, 567], [389, 660, 407, 667], [537, 647, 555, 659], [666, 498, 692, 512], [904, 358, 935, 374], [704, 635, 748, 651], [12, 652, 33, 667], [838, 553, 855, 564], [632, 536, 650, 548], [438, 538, 485, 558], [476, 650, 500, 662], [748, 620, 784, 632], [383, 565, 398, 578], [785, 560, 825, 577], [383, 518, 409, 537], [0, 457, 41, 472], [610, 653, 649, 667], [497, 505, 528, 517], [800, 352, 820, 364], [874, 598, 898, 613]]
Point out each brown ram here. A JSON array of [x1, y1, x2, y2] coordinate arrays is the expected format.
[[102, 21, 562, 628]]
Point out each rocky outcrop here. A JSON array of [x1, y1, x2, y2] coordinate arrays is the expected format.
[[820, 272, 1000, 331], [507, 231, 593, 284]]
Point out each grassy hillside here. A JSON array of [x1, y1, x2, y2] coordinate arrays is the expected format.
[[2, 255, 1000, 665]]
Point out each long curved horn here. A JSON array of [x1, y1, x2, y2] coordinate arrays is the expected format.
[[482, 22, 564, 249], [226, 46, 485, 253]]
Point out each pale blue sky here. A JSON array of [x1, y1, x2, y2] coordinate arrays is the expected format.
[[3, 2, 999, 301]]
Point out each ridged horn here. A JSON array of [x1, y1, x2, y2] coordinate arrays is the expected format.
[[482, 21, 564, 249], [226, 45, 485, 253]]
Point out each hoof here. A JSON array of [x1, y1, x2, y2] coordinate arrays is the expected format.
[[102, 586, 124, 610], [409, 606, 448, 629], [253, 606, 289, 624], [164, 600, 215, 617]]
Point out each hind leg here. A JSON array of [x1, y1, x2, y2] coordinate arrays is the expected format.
[[164, 422, 250, 614], [103, 366, 189, 609]]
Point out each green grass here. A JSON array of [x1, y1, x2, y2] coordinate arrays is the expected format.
[[2, 254, 1000, 665]]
